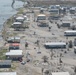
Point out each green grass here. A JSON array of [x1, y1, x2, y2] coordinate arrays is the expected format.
[[0, 49, 7, 60], [17, 8, 24, 14]]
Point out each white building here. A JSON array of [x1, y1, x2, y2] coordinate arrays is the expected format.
[[70, 7, 76, 14], [37, 14, 46, 21], [12, 22, 22, 28], [6, 50, 23, 59], [44, 42, 66, 49], [61, 21, 71, 27], [64, 30, 76, 36], [52, 72, 70, 75], [0, 72, 17, 75], [16, 16, 24, 22], [7, 36, 20, 43]]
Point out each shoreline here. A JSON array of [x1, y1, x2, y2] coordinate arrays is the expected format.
[[1, 2, 76, 75], [2, 6, 24, 40]]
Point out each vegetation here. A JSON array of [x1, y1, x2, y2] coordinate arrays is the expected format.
[[42, 56, 48, 63], [0, 49, 7, 60], [74, 66, 76, 74], [16, 8, 24, 14], [9, 63, 17, 71], [6, 18, 14, 27], [68, 40, 73, 48]]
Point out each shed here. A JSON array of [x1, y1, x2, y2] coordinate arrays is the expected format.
[[52, 72, 70, 75], [0, 60, 11, 68], [44, 42, 66, 49], [0, 72, 16, 75]]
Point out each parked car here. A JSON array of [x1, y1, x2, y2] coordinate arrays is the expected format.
[[21, 61, 26, 65]]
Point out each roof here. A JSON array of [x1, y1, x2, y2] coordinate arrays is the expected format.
[[6, 50, 23, 56], [7, 36, 20, 41], [74, 47, 76, 49], [10, 50, 22, 53], [16, 16, 24, 20], [24, 15, 27, 18], [70, 7, 76, 10], [52, 72, 70, 75], [50, 9, 59, 11], [14, 36, 20, 39], [37, 14, 46, 17], [0, 60, 11, 65], [0, 72, 16, 75], [62, 21, 71, 23], [44, 42, 66, 45], [61, 16, 72, 21], [64, 30, 76, 33], [10, 43, 20, 46], [12, 22, 22, 25]]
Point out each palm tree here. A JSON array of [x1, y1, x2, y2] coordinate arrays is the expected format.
[[59, 58, 63, 66], [74, 66, 76, 74], [50, 49, 54, 60], [42, 56, 48, 63], [44, 70, 50, 75], [41, 68, 44, 75], [68, 40, 73, 48]]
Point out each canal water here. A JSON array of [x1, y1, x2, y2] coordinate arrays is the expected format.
[[0, 0, 24, 32]]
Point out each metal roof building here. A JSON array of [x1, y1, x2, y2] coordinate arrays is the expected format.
[[64, 30, 76, 36], [52, 72, 70, 75], [0, 60, 11, 68], [15, 16, 24, 22], [44, 42, 66, 49], [6, 50, 23, 60], [0, 72, 16, 75]]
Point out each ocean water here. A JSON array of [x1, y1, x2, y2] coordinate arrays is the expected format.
[[0, 0, 23, 32]]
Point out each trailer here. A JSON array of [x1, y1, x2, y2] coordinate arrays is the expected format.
[[37, 20, 48, 27], [37, 14, 46, 21], [44, 42, 66, 49], [6, 50, 23, 60], [0, 72, 17, 75], [15, 16, 24, 22], [61, 21, 70, 27], [9, 43, 20, 50], [64, 30, 76, 36], [12, 22, 22, 28], [52, 72, 70, 75], [0, 60, 11, 68], [7, 36, 20, 43]]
